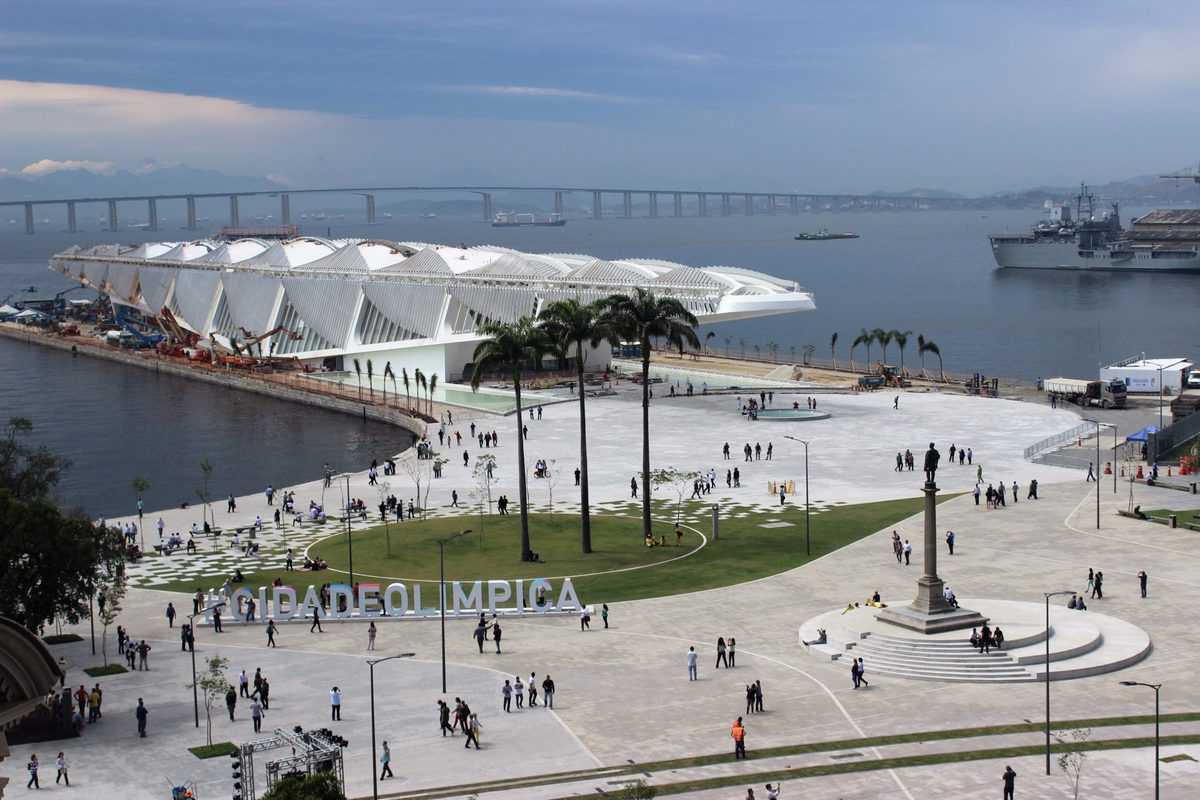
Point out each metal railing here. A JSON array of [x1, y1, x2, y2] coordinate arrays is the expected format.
[[1024, 422, 1097, 460], [1149, 411, 1200, 462]]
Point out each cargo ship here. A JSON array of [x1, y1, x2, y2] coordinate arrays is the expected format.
[[492, 212, 567, 227], [989, 183, 1200, 271], [794, 229, 859, 241]]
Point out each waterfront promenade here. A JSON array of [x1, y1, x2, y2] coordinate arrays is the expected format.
[[5, 477, 1198, 798]]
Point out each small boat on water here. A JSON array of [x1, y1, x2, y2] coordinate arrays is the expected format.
[[794, 229, 859, 241]]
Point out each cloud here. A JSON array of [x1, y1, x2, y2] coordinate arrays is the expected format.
[[644, 46, 726, 65], [20, 158, 116, 177], [131, 158, 181, 175], [442, 84, 633, 102]]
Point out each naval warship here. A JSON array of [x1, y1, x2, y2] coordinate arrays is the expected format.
[[989, 184, 1200, 272]]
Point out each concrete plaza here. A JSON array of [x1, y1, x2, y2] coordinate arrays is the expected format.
[[6, 389, 1200, 798]]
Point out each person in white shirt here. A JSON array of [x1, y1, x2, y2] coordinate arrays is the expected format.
[[765, 783, 781, 799], [687, 646, 698, 681], [330, 686, 342, 720]]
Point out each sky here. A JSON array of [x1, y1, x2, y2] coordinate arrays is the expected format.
[[1, 0, 1199, 194]]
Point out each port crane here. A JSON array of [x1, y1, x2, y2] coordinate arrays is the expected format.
[[1158, 163, 1200, 183]]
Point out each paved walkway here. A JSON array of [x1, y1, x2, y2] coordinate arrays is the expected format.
[[6, 466, 1198, 798]]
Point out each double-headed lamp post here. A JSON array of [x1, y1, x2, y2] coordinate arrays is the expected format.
[[436, 529, 473, 693], [783, 435, 811, 556], [1119, 680, 1163, 800], [1082, 419, 1102, 529], [1043, 590, 1074, 774], [187, 601, 226, 728], [368, 653, 414, 800]]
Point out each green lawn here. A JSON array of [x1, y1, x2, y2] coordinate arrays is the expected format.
[[83, 663, 128, 677], [151, 495, 944, 604], [188, 742, 238, 759]]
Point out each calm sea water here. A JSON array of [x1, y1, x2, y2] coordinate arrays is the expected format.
[[2, 209, 1198, 512]]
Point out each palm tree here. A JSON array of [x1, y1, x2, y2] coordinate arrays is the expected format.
[[724, 336, 732, 356], [470, 318, 547, 561], [352, 358, 363, 400], [401, 367, 411, 411], [830, 332, 839, 370], [414, 368, 426, 415], [598, 288, 699, 539], [428, 373, 438, 416], [851, 330, 871, 373], [366, 359, 374, 400], [893, 330, 913, 372], [540, 298, 617, 554], [917, 334, 927, 376], [383, 362, 394, 406], [873, 328, 891, 365], [704, 331, 715, 356], [920, 338, 944, 381]]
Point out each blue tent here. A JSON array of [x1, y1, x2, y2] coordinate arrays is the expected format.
[[1125, 425, 1158, 442]]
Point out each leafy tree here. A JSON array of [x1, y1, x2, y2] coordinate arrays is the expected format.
[[599, 289, 699, 539], [540, 298, 617, 554], [190, 654, 231, 746], [1055, 728, 1091, 800], [617, 780, 657, 800], [96, 569, 127, 667], [1, 417, 70, 501], [375, 480, 393, 557], [131, 475, 150, 513], [470, 318, 547, 561], [650, 467, 702, 525], [196, 459, 214, 529], [261, 772, 345, 800]]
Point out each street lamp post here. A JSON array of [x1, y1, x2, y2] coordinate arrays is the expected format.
[[783, 435, 811, 556], [1111, 425, 1119, 495], [186, 602, 226, 728], [368, 653, 414, 800], [1043, 590, 1075, 774], [344, 473, 355, 588], [1119, 680, 1162, 800], [436, 529, 473, 693], [1083, 418, 1101, 529]]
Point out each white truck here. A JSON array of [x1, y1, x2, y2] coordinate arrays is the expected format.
[[1043, 377, 1127, 409]]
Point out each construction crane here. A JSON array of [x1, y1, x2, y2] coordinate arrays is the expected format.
[[1159, 162, 1200, 183]]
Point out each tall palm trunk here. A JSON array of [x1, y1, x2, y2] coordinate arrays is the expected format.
[[639, 332, 652, 537], [512, 369, 532, 560], [576, 343, 592, 552]]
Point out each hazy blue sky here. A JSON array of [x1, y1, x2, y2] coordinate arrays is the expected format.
[[2, 1, 1198, 192]]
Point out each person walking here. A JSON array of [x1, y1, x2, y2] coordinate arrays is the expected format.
[[54, 752, 68, 786], [973, 484, 980, 505], [630, 476, 638, 498], [1138, 570, 1148, 598], [1002, 765, 1016, 800], [946, 530, 955, 555], [1086, 462, 1095, 482], [542, 675, 555, 709], [716, 637, 728, 669], [266, 620, 277, 648], [135, 698, 149, 737], [250, 698, 264, 733], [225, 686, 237, 721], [239, 670, 250, 698], [380, 740, 394, 780], [137, 640, 151, 671], [687, 646, 698, 681], [465, 713, 481, 749], [602, 603, 609, 629], [731, 717, 747, 760], [1093, 570, 1103, 599], [501, 680, 512, 713], [856, 657, 869, 687], [367, 621, 377, 651], [310, 606, 323, 633], [473, 621, 487, 653], [438, 699, 454, 735], [166, 602, 176, 628], [903, 539, 912, 566], [330, 686, 342, 721]]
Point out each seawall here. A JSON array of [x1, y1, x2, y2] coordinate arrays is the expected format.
[[0, 324, 428, 438]]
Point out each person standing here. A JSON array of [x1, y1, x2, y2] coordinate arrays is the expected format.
[[380, 740, 394, 780], [728, 637, 736, 668], [601, 603, 609, 629], [687, 646, 698, 681], [266, 620, 277, 648], [166, 602, 176, 628], [137, 640, 151, 670], [250, 698, 264, 733], [54, 752, 68, 786], [1138, 570, 1148, 598], [731, 717, 747, 760], [542, 675, 555, 709], [239, 670, 250, 698], [473, 622, 487, 653], [1093, 571, 1103, 599], [492, 621, 502, 654], [903, 539, 912, 566], [973, 484, 981, 506], [754, 680, 764, 712], [367, 621, 377, 651], [528, 672, 538, 707], [135, 698, 149, 737], [945, 530, 955, 555], [631, 476, 638, 498], [1002, 765, 1016, 800], [330, 686, 342, 721], [501, 680, 512, 713], [716, 637, 728, 669], [514, 676, 525, 709]]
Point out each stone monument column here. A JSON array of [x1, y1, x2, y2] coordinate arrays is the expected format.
[[877, 445, 986, 634]]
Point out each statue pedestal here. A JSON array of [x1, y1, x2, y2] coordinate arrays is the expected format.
[[876, 479, 987, 635]]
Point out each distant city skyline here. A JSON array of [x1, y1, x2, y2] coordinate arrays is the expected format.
[[2, 1, 1199, 194]]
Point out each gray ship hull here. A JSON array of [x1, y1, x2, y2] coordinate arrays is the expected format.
[[990, 238, 1200, 272]]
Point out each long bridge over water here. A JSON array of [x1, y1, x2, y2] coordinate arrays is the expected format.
[[0, 184, 969, 234]]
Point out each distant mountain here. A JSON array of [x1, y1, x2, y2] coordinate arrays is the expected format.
[[0, 165, 286, 201]]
